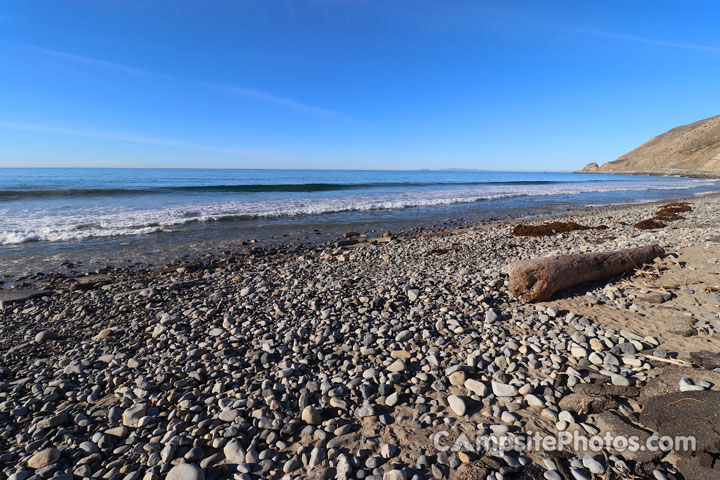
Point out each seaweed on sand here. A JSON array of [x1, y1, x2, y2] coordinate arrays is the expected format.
[[512, 222, 608, 237]]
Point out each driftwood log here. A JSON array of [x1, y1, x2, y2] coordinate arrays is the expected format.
[[509, 244, 665, 302]]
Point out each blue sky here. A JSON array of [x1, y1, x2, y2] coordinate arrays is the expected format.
[[1, 1, 719, 170]]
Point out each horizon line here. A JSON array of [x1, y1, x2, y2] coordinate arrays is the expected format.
[[0, 166, 576, 173]]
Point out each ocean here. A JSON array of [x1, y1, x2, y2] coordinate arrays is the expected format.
[[1, 168, 718, 280]]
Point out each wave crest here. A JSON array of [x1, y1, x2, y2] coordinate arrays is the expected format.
[[1, 178, 717, 245]]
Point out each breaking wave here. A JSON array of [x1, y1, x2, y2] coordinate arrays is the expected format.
[[1, 178, 717, 245], [0, 179, 623, 200]]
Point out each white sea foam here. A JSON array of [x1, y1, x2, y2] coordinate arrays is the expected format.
[[0, 179, 717, 245], [694, 190, 718, 196]]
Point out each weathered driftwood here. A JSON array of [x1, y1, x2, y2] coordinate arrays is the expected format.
[[508, 244, 665, 302]]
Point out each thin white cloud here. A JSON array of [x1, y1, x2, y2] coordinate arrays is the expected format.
[[47, 62, 108, 85], [211, 84, 353, 120], [12, 43, 352, 119], [0, 120, 293, 160], [572, 28, 720, 53], [22, 44, 154, 76]]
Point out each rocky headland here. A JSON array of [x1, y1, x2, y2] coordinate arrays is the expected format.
[[579, 115, 720, 178]]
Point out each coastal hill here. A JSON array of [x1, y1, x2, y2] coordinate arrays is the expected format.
[[579, 115, 720, 177]]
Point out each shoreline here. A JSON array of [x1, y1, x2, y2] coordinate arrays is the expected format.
[[1, 193, 720, 478], [2, 170, 718, 283], [3, 190, 719, 288]]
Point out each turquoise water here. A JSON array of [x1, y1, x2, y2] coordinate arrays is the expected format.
[[0, 168, 718, 278]]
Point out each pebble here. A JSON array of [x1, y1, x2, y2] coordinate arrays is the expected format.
[[302, 406, 323, 425], [395, 329, 413, 342], [492, 381, 518, 397], [387, 359, 405, 373], [355, 402, 376, 418], [447, 395, 467, 416], [8, 473, 30, 480], [308, 447, 326, 467], [380, 444, 398, 459], [525, 394, 544, 407], [558, 411, 574, 424], [610, 374, 630, 387], [37, 413, 69, 429], [588, 352, 603, 365], [582, 455, 604, 474], [570, 468, 590, 480], [218, 409, 240, 422], [223, 439, 246, 464], [464, 378, 488, 397], [501, 411, 518, 423], [34, 330, 57, 343], [570, 346, 587, 358], [383, 470, 407, 480], [283, 458, 299, 473], [121, 404, 146, 427], [166, 464, 205, 480], [679, 378, 706, 392], [449, 371, 467, 386], [653, 470, 670, 480], [27, 448, 61, 469]]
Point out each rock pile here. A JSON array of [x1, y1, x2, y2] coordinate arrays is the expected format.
[[0, 195, 719, 479]]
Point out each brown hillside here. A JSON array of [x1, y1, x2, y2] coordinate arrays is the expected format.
[[578, 115, 720, 177]]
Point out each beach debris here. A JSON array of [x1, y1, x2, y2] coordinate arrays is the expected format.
[[636, 201, 693, 228], [512, 221, 607, 237], [634, 218, 666, 229], [654, 201, 692, 220], [508, 244, 665, 302], [558, 392, 618, 414], [427, 244, 458, 255]]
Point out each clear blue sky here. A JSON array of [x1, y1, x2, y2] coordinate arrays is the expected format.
[[1, 1, 719, 170]]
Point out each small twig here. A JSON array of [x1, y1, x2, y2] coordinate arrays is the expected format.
[[638, 354, 691, 367], [622, 281, 669, 294], [668, 397, 706, 407]]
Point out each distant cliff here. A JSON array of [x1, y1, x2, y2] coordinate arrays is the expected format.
[[578, 115, 720, 178]]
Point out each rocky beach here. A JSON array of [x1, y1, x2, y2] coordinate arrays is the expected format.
[[1, 194, 720, 480]]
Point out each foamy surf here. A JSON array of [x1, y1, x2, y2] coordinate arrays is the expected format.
[[1, 176, 717, 245]]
